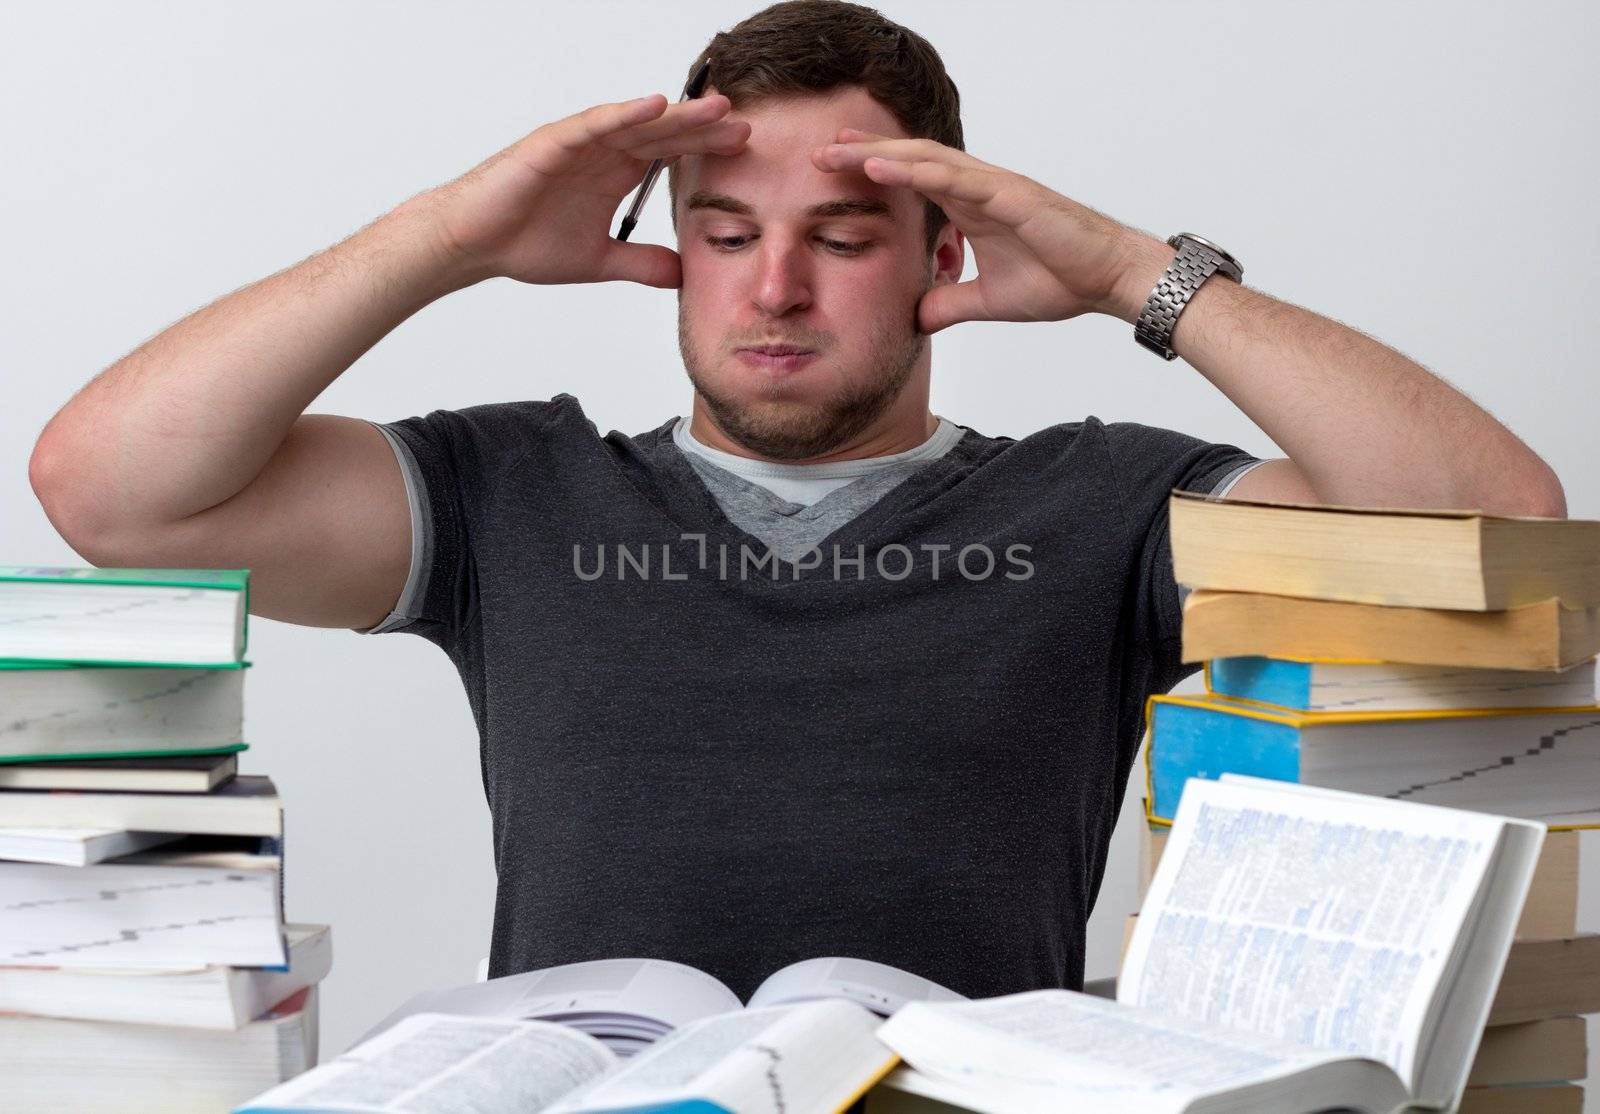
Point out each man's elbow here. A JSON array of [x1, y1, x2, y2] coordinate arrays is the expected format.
[[1497, 459, 1567, 520]]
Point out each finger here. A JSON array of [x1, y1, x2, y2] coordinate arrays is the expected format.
[[596, 240, 682, 289], [620, 118, 750, 161], [545, 94, 673, 152], [813, 136, 983, 174], [860, 156, 999, 208], [917, 278, 988, 335], [606, 93, 736, 147]]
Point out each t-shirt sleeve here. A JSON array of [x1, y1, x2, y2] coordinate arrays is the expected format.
[[351, 410, 478, 650], [351, 396, 585, 651], [1099, 421, 1261, 685]]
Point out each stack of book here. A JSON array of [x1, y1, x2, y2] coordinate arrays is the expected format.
[[1132, 493, 1600, 1114], [0, 566, 331, 1113]]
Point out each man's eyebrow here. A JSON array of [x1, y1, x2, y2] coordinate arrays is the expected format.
[[684, 191, 896, 222]]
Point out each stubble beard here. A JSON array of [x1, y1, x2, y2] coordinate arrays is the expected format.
[[677, 284, 930, 461]]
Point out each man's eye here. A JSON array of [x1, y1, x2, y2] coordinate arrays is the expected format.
[[702, 235, 870, 256]]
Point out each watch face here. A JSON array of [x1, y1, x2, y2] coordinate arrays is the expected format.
[[1170, 233, 1243, 282]]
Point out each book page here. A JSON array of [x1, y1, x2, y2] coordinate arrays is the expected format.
[[547, 1007, 788, 1112], [355, 958, 741, 1052], [875, 989, 1385, 1114], [746, 956, 966, 1014], [236, 1012, 615, 1113], [550, 999, 894, 1114], [1121, 776, 1504, 1090]]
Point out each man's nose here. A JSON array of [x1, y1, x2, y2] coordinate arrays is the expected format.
[[750, 238, 813, 318]]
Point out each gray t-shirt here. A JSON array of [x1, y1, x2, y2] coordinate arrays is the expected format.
[[358, 394, 1258, 1000]]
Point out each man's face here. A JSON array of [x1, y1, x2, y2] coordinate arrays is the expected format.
[[675, 87, 948, 460]]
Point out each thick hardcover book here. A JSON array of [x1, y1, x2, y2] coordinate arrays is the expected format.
[[1144, 693, 1600, 829], [0, 750, 239, 792], [1181, 590, 1600, 671], [1168, 492, 1600, 611], [0, 923, 330, 1029], [0, 773, 280, 836], [0, 660, 249, 763], [0, 833, 286, 969], [1205, 655, 1597, 713], [0, 566, 249, 665], [1, 985, 316, 1114]]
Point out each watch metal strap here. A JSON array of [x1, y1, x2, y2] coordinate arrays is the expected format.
[[1135, 239, 1230, 361]]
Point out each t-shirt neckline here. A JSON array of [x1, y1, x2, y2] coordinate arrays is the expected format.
[[639, 418, 987, 571]]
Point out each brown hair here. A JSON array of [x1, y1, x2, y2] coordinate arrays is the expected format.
[[666, 0, 964, 256]]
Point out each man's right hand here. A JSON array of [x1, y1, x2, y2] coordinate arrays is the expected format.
[[413, 93, 750, 291]]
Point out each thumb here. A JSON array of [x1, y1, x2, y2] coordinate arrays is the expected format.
[[597, 241, 682, 289], [917, 278, 987, 335]]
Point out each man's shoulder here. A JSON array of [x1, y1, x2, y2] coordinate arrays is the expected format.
[[373, 393, 611, 459]]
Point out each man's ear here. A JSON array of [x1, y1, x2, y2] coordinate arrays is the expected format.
[[931, 221, 965, 287]]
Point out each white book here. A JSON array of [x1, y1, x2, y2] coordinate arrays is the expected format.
[[0, 750, 239, 792], [0, 825, 180, 865], [360, 954, 964, 1057], [0, 773, 282, 836], [237, 956, 953, 1114], [870, 776, 1543, 1114], [2, 985, 316, 1114], [0, 923, 330, 1029], [0, 835, 286, 969], [239, 999, 893, 1114]]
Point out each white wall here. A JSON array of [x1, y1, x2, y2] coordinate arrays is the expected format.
[[2, 0, 1595, 1093]]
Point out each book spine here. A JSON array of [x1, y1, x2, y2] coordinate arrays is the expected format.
[[1148, 701, 1303, 822], [1207, 657, 1313, 709]]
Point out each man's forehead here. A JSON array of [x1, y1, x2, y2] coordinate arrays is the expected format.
[[711, 84, 909, 139], [678, 87, 911, 220]]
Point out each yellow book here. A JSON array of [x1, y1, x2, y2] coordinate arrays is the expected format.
[[1457, 1083, 1583, 1113], [1467, 1016, 1588, 1086], [1489, 934, 1600, 1026], [1169, 491, 1600, 611], [1182, 589, 1600, 670]]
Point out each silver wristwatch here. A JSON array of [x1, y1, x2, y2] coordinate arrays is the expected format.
[[1134, 233, 1244, 360]]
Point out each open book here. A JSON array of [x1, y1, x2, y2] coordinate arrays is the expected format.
[[361, 955, 964, 1055], [870, 775, 1543, 1114], [238, 956, 958, 1113]]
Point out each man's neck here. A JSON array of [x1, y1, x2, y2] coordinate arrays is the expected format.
[[687, 402, 940, 465]]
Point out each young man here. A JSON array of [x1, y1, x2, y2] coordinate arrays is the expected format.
[[29, 1, 1563, 1000]]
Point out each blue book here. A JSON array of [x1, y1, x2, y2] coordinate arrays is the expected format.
[[1144, 693, 1600, 829], [1205, 655, 1597, 713]]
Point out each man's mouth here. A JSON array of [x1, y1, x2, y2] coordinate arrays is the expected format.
[[736, 345, 819, 374], [740, 344, 814, 356]]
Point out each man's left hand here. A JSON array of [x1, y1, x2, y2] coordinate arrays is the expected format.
[[813, 128, 1160, 335]]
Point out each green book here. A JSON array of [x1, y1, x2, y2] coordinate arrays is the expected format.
[[0, 566, 250, 589], [0, 659, 252, 764], [0, 566, 250, 665]]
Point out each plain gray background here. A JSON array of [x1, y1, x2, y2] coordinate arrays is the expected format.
[[3, 0, 1596, 1095]]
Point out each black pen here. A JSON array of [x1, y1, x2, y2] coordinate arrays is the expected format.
[[615, 59, 712, 242]]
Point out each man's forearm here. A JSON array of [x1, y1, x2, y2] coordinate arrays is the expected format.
[[31, 198, 477, 534], [1104, 236, 1566, 517]]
